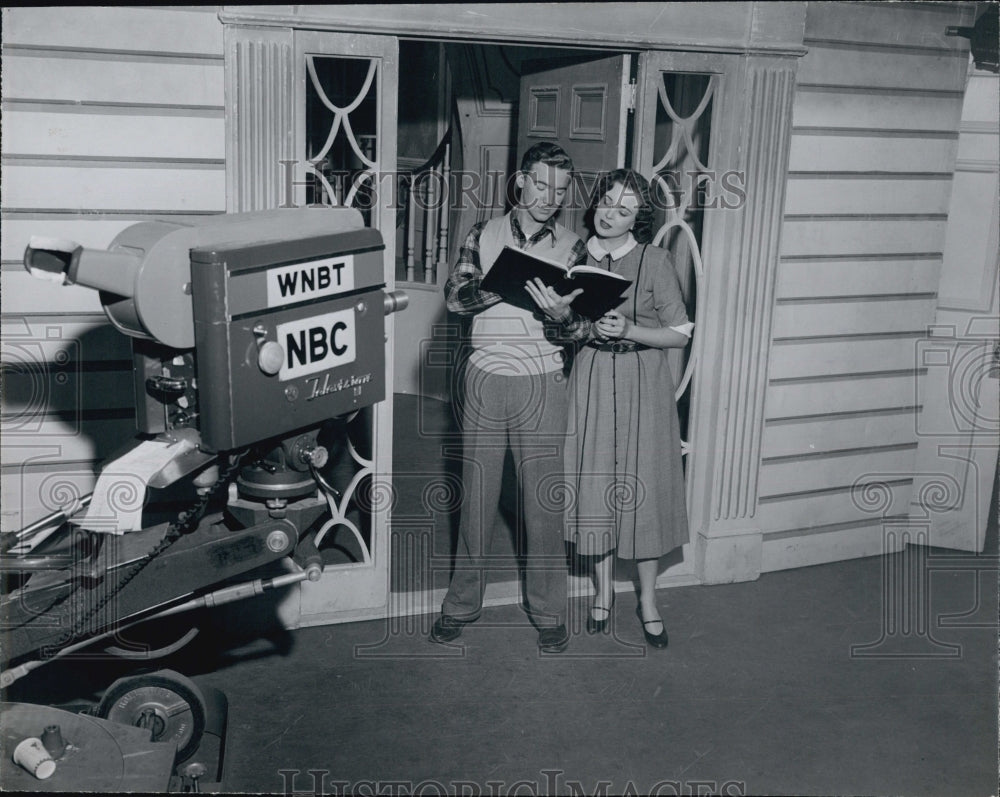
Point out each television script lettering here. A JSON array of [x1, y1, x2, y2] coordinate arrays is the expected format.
[[306, 371, 373, 401]]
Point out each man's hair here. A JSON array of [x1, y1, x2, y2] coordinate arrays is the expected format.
[[589, 168, 655, 244], [519, 141, 574, 174]]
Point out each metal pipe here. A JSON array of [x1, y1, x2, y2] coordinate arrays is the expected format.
[[0, 561, 314, 688], [14, 495, 92, 541]]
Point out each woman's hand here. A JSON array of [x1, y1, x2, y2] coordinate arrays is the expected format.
[[595, 310, 630, 340], [524, 277, 582, 321]]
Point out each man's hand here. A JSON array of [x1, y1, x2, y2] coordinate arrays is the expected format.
[[524, 277, 583, 321]]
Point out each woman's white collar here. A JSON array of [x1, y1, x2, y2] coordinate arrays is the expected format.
[[587, 233, 637, 261]]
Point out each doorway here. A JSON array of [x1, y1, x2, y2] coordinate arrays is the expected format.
[[384, 41, 717, 617]]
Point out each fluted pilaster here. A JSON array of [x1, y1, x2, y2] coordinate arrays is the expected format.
[[712, 61, 797, 522], [225, 27, 294, 211]]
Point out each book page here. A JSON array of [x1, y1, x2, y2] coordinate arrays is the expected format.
[[567, 264, 630, 281]]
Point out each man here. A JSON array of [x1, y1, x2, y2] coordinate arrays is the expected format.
[[430, 142, 589, 653]]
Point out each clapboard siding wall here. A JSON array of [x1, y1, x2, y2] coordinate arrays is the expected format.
[[757, 1, 975, 569], [0, 6, 225, 531]]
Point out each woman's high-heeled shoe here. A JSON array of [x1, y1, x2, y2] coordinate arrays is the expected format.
[[586, 596, 615, 634], [636, 605, 668, 649]]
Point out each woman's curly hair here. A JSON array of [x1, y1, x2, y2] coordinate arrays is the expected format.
[[588, 168, 655, 244]]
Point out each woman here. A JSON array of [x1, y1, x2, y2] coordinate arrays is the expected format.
[[534, 169, 692, 648]]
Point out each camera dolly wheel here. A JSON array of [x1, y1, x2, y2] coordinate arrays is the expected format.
[[96, 669, 207, 764]]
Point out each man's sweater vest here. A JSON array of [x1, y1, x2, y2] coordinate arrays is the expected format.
[[469, 214, 581, 376]]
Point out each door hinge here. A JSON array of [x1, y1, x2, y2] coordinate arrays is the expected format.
[[626, 79, 637, 112]]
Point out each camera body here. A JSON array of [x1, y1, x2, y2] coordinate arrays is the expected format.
[[26, 208, 400, 454]]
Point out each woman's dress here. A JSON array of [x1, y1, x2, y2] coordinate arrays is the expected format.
[[564, 242, 690, 559]]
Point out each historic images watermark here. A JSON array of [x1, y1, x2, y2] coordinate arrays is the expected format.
[[846, 322, 999, 660], [276, 161, 748, 213], [1, 319, 82, 441], [278, 769, 747, 796]]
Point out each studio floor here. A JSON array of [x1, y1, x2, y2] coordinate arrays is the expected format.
[[5, 395, 998, 795]]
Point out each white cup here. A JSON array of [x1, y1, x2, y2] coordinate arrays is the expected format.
[[13, 737, 56, 780]]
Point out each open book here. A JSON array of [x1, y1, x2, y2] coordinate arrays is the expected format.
[[480, 245, 632, 320]]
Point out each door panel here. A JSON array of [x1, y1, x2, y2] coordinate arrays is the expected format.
[[292, 30, 399, 623], [516, 53, 631, 239], [632, 52, 721, 457], [629, 50, 729, 585]]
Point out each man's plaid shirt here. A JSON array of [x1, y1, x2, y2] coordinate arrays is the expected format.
[[444, 213, 591, 343]]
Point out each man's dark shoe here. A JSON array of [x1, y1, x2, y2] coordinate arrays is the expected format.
[[537, 624, 569, 653], [430, 615, 471, 644]]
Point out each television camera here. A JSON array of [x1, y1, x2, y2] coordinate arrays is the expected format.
[[1, 208, 406, 788]]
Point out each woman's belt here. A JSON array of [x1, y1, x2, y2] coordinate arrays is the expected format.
[[586, 340, 652, 353]]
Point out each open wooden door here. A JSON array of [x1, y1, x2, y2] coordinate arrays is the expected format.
[[911, 68, 999, 552], [513, 53, 632, 604], [516, 53, 632, 239]]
